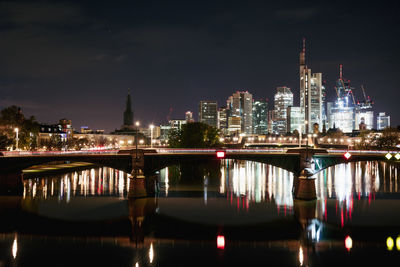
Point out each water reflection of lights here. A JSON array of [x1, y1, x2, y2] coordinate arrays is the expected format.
[[314, 161, 390, 225], [224, 161, 294, 212], [149, 243, 154, 263], [217, 235, 225, 249], [23, 167, 131, 199], [159, 168, 169, 196], [307, 219, 322, 242], [298, 246, 304, 266], [387, 237, 394, 250], [204, 176, 208, 205], [345, 235, 353, 251], [386, 236, 400, 251], [12, 234, 17, 259]]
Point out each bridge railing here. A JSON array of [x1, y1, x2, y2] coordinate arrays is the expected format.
[[327, 149, 400, 155], [0, 149, 120, 157], [155, 148, 285, 154]]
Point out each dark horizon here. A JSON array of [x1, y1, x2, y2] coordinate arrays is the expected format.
[[1, 0, 399, 132]]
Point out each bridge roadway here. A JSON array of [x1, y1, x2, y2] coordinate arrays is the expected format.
[[0, 148, 398, 176]]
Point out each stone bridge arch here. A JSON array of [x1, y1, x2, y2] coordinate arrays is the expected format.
[[0, 155, 132, 174], [312, 154, 399, 174]]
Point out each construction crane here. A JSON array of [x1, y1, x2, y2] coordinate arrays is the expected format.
[[359, 85, 373, 108], [339, 78, 356, 105], [361, 85, 367, 101]]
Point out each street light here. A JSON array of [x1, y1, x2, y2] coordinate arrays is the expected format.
[[298, 125, 302, 147], [304, 120, 309, 161], [150, 124, 154, 148], [304, 120, 308, 134], [313, 133, 317, 148], [135, 121, 140, 159], [14, 128, 19, 151]]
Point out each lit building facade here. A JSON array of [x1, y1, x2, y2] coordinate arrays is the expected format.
[[227, 116, 241, 135], [198, 101, 218, 128], [218, 106, 228, 135], [327, 65, 356, 133], [274, 87, 293, 134], [355, 109, 374, 130], [287, 106, 304, 133], [169, 119, 186, 130], [267, 110, 275, 134], [185, 111, 194, 123], [227, 91, 253, 134], [329, 105, 355, 133], [377, 112, 390, 130], [252, 99, 268, 134]]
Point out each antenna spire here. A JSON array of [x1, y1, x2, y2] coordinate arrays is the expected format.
[[339, 65, 343, 80], [302, 37, 306, 53]]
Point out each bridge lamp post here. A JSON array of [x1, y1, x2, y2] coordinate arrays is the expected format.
[[14, 128, 19, 151], [150, 124, 154, 148], [135, 121, 140, 160], [313, 134, 317, 148], [306, 133, 312, 163], [298, 125, 302, 147]]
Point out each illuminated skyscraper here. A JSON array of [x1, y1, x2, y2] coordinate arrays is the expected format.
[[328, 65, 356, 133], [227, 91, 253, 134], [355, 85, 374, 130], [377, 112, 390, 130], [299, 38, 324, 133], [198, 101, 218, 128], [274, 87, 293, 134], [218, 106, 228, 134], [252, 99, 268, 134], [287, 106, 304, 133]]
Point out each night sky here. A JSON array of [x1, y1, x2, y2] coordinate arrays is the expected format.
[[1, 0, 399, 132]]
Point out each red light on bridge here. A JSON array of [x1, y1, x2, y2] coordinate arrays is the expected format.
[[344, 152, 351, 159], [216, 151, 226, 158], [217, 235, 225, 249]]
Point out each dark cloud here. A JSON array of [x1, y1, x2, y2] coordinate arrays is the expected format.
[[0, 1, 84, 25], [275, 6, 320, 21]]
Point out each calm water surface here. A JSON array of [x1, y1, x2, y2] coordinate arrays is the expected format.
[[1, 160, 400, 266]]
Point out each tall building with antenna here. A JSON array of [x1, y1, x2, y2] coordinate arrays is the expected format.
[[299, 38, 324, 133]]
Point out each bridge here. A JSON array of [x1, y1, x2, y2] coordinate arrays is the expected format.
[[1, 148, 399, 200]]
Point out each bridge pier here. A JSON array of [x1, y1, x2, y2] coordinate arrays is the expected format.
[[294, 176, 317, 200], [291, 148, 318, 200], [131, 149, 145, 176]]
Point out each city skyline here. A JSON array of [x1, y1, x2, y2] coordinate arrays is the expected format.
[[0, 1, 399, 132]]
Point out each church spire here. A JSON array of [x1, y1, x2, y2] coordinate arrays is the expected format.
[[123, 89, 133, 127]]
